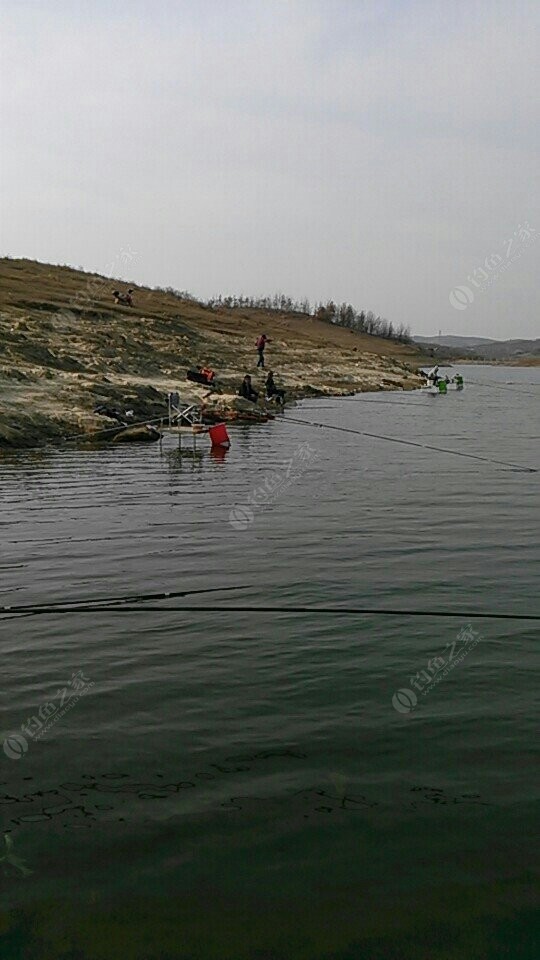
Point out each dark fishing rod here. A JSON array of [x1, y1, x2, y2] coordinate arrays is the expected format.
[[1, 604, 538, 621], [59, 414, 167, 444], [465, 379, 540, 399], [314, 396, 426, 408], [277, 415, 537, 473], [0, 584, 249, 615]]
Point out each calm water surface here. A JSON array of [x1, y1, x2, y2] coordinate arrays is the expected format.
[[0, 365, 539, 959]]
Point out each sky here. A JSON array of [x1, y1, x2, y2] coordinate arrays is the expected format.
[[1, 0, 539, 338]]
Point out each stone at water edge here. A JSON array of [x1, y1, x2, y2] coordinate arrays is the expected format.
[[111, 425, 161, 444]]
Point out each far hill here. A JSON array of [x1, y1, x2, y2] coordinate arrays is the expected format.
[[414, 335, 498, 348], [414, 334, 540, 361], [0, 258, 425, 447]]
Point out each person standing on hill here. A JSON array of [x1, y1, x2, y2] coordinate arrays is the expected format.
[[256, 333, 271, 368]]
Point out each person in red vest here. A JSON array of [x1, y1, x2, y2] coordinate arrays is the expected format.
[[256, 333, 271, 368]]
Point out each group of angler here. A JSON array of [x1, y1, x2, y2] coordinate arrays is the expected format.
[[239, 370, 285, 406], [112, 287, 286, 407], [424, 365, 464, 388], [240, 334, 286, 405], [186, 333, 286, 407]]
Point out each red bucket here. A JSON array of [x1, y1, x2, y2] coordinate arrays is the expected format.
[[208, 422, 230, 447]]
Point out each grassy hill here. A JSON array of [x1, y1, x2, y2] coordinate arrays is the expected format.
[[0, 257, 425, 447]]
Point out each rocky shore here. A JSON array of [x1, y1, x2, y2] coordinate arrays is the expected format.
[[0, 258, 426, 449]]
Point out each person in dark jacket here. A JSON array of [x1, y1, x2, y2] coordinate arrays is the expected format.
[[239, 375, 259, 403], [265, 370, 285, 405]]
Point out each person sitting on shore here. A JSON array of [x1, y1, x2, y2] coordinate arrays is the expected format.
[[239, 375, 259, 403], [94, 404, 128, 426], [265, 370, 285, 406]]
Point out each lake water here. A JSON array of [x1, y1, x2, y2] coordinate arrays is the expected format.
[[0, 364, 539, 959]]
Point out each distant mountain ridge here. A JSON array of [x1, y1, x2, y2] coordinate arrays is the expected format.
[[413, 334, 540, 359], [414, 335, 498, 347]]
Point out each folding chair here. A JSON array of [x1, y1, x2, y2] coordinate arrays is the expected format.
[[167, 392, 202, 427]]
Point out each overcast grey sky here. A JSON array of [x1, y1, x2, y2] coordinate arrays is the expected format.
[[1, 0, 538, 338]]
